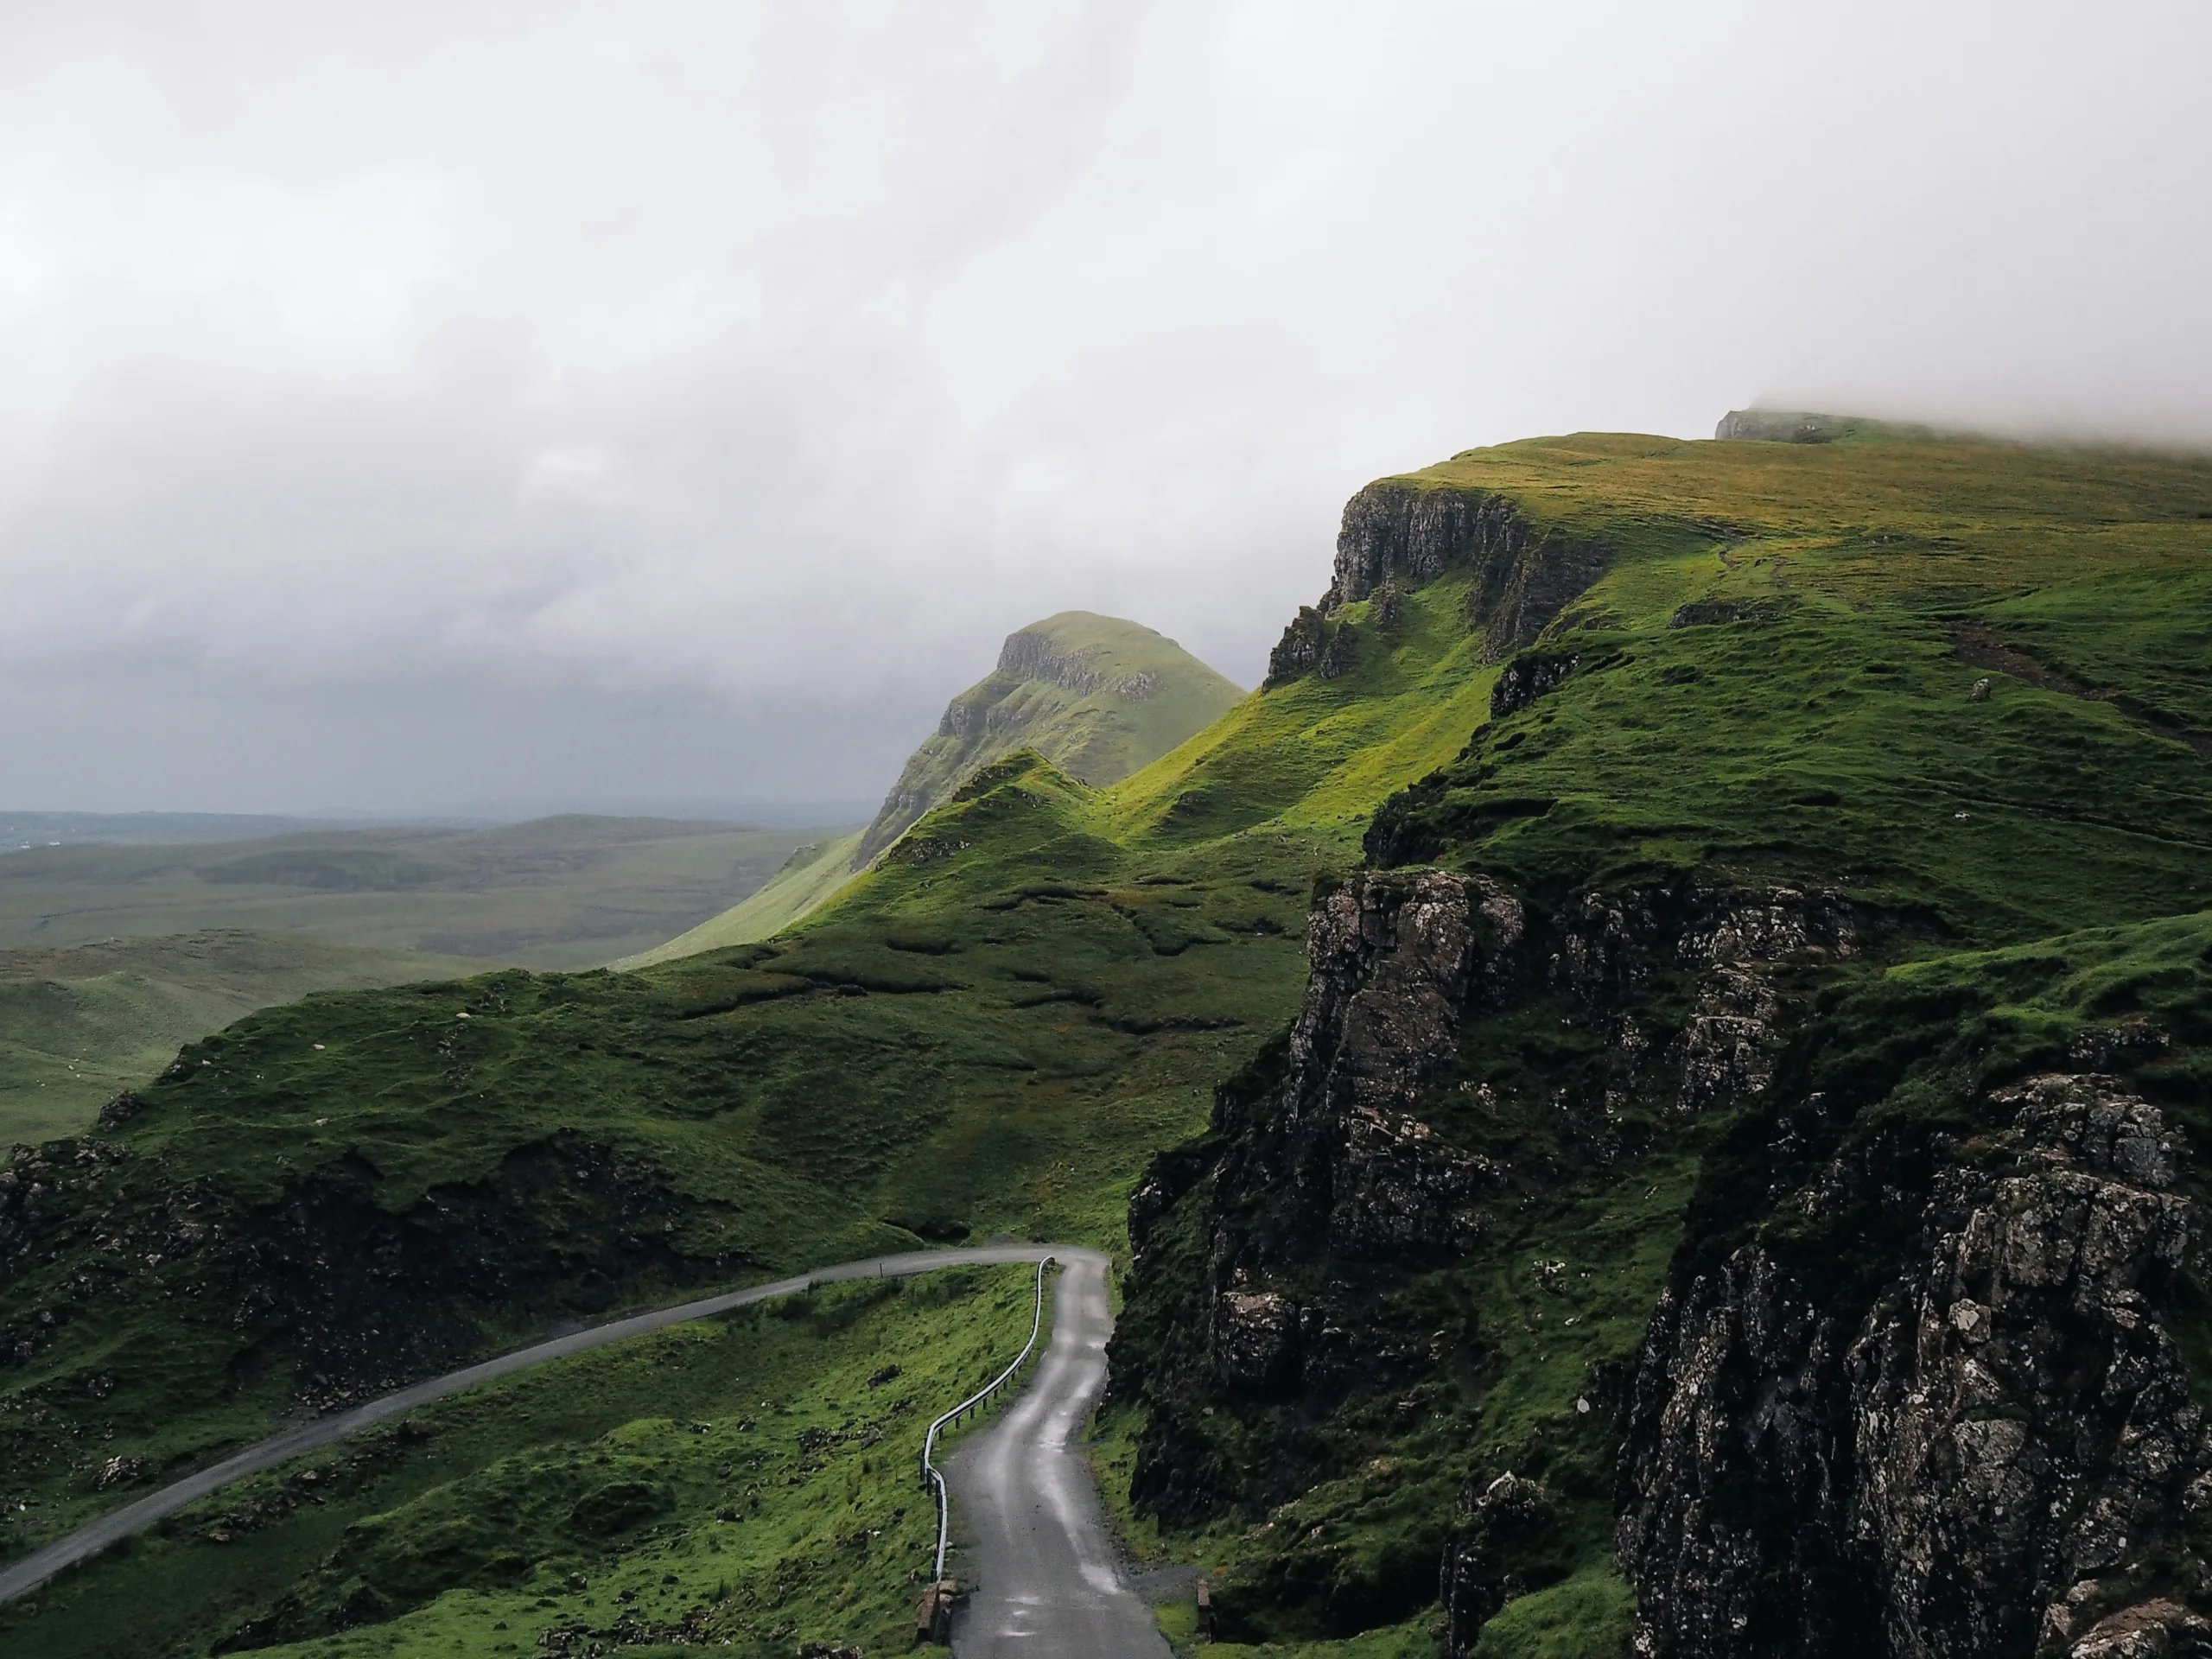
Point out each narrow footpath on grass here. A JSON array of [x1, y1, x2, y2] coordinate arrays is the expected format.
[[0, 1242, 1102, 1611]]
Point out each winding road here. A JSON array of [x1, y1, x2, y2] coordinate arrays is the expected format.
[[0, 1242, 1170, 1658], [944, 1249, 1173, 1656]]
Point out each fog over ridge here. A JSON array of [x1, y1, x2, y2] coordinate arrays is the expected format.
[[3, 0, 2208, 813]]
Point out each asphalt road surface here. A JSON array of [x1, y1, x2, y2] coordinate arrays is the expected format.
[[0, 1242, 1071, 1609], [945, 1249, 1173, 1658]]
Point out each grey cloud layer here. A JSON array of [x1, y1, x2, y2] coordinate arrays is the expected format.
[[2, 1, 2208, 811]]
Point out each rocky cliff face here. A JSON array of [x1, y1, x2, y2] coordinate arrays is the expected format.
[[1264, 481, 1611, 685], [1112, 866, 1859, 1640], [1618, 1068, 2212, 1659], [1116, 836, 2211, 1655]]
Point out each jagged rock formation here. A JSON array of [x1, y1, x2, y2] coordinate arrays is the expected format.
[[1618, 1070, 2211, 1659], [1488, 650, 1580, 721], [1263, 480, 1611, 687], [1117, 848, 2212, 1656], [1113, 868, 1858, 1637], [853, 611, 1240, 868]]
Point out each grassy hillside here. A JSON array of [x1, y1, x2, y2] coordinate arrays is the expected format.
[[0, 932, 493, 1147], [0, 1263, 1051, 1659], [1109, 429, 2212, 1653], [626, 612, 1242, 964], [849, 610, 1244, 868], [3, 424, 2209, 1658], [622, 831, 864, 968], [0, 817, 830, 969]]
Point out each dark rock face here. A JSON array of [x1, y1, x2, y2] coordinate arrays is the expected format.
[[95, 1090, 145, 1131], [1618, 1073, 2212, 1659], [1333, 482, 1528, 605], [1268, 481, 1611, 689], [1441, 1472, 1554, 1640], [1340, 481, 1611, 661], [1267, 607, 1332, 687], [1115, 869, 1858, 1642], [1490, 652, 1580, 720], [0, 1132, 747, 1411], [1123, 810, 2210, 1654], [1267, 606, 1360, 687]]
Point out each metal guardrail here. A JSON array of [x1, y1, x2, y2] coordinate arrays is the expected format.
[[918, 1255, 1055, 1582], [0, 1243, 1072, 1611]]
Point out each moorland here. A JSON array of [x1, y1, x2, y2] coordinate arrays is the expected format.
[[3, 418, 2209, 1658]]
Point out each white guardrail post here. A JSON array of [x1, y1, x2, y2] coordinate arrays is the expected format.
[[918, 1255, 1053, 1583]]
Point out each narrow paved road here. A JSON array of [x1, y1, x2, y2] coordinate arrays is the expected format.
[[0, 1243, 1069, 1609], [944, 1250, 1172, 1658]]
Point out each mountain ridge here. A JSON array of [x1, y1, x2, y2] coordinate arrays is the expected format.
[[5, 420, 2212, 1658], [849, 608, 1243, 868]]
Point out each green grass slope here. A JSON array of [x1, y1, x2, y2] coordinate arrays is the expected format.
[[621, 831, 864, 968], [0, 1264, 1053, 1659], [0, 932, 492, 1147], [1364, 428, 2212, 931], [848, 611, 1244, 868], [1108, 427, 2212, 1651], [0, 817, 831, 969], [3, 424, 2210, 1659], [0, 575, 1491, 1625]]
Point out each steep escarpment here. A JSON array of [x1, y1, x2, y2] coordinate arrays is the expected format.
[[1619, 1004, 2212, 1658], [853, 610, 1241, 868], [1112, 871, 1860, 1642], [6, 424, 2211, 1659], [1120, 888, 2212, 1656], [1117, 427, 2212, 1656], [1265, 479, 1610, 686]]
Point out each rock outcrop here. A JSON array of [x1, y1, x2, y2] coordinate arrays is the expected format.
[[0, 1132, 739, 1410], [1618, 1072, 2211, 1658], [1114, 868, 1859, 1640], [1264, 481, 1611, 689], [1489, 651, 1580, 721], [1119, 836, 2212, 1656]]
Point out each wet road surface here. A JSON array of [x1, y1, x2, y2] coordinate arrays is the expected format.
[[944, 1250, 1172, 1658], [0, 1243, 1070, 1608]]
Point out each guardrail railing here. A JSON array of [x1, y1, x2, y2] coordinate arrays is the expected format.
[[918, 1255, 1054, 1584]]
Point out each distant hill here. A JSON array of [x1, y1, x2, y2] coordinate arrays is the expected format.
[[0, 931, 492, 1147], [851, 610, 1243, 869], [0, 810, 423, 849], [0, 815, 833, 969], [0, 815, 846, 1140], [624, 613, 1243, 964], [621, 830, 864, 965]]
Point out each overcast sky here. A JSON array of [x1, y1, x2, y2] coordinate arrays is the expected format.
[[3, 1, 2208, 817]]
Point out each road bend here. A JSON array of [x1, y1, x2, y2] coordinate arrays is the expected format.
[[0, 1242, 1070, 1609], [944, 1249, 1171, 1658]]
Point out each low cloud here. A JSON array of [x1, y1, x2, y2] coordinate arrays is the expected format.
[[3, 1, 2208, 812]]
